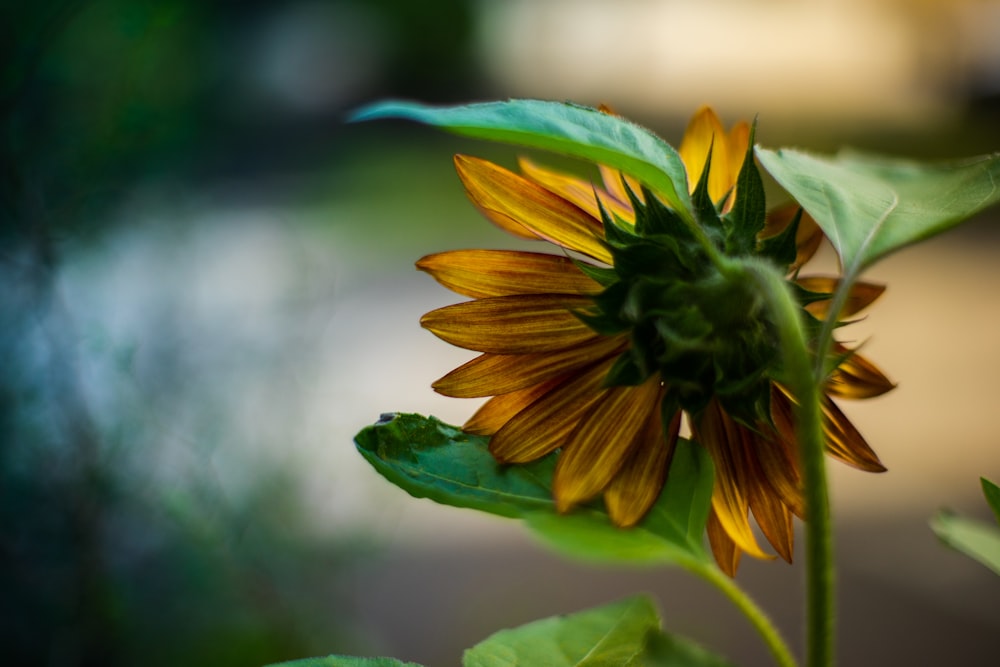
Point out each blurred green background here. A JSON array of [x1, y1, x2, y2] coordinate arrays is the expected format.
[[3, 1, 1000, 666]]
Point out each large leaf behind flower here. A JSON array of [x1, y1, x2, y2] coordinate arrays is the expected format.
[[756, 147, 1000, 272], [350, 100, 693, 219], [355, 413, 714, 565], [463, 595, 734, 667]]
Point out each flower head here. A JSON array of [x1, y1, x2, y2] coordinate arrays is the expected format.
[[417, 106, 894, 575]]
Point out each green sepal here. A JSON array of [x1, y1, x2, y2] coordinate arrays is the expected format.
[[791, 279, 837, 308], [578, 281, 630, 334], [572, 307, 630, 336], [572, 259, 618, 287], [463, 595, 734, 667], [690, 140, 725, 246], [757, 207, 802, 271], [603, 349, 651, 387], [601, 206, 645, 249], [627, 180, 694, 242], [612, 244, 686, 282], [724, 119, 766, 257]]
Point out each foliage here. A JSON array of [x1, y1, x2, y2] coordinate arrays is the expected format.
[[273, 596, 734, 667], [355, 413, 714, 566], [932, 478, 1000, 576]]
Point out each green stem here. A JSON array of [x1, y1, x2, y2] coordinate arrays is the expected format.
[[813, 264, 861, 378], [684, 559, 799, 667], [747, 260, 833, 667]]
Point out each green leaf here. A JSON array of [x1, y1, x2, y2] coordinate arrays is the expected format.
[[756, 147, 1000, 272], [982, 477, 1000, 525], [462, 595, 733, 667], [267, 656, 423, 667], [643, 632, 737, 667], [931, 511, 1000, 577], [350, 99, 693, 219], [354, 414, 713, 564], [462, 595, 657, 667], [355, 413, 556, 519]]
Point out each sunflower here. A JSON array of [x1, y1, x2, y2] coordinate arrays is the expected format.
[[416, 106, 894, 575]]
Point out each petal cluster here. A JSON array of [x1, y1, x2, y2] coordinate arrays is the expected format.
[[418, 106, 894, 575]]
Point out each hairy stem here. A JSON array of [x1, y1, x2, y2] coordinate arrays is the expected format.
[[684, 559, 799, 667], [747, 259, 833, 667]]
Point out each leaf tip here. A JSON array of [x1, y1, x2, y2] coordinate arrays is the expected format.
[[345, 100, 419, 124]]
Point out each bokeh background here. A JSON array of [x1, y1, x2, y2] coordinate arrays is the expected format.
[[3, 1, 1000, 665]]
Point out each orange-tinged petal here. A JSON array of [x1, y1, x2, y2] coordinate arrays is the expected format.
[[604, 405, 680, 527], [707, 509, 742, 577], [749, 481, 795, 563], [821, 396, 887, 472], [678, 106, 737, 202], [420, 294, 598, 354], [825, 345, 896, 399], [765, 388, 806, 518], [432, 335, 628, 398], [761, 204, 823, 272], [417, 249, 601, 299], [798, 276, 886, 320], [693, 399, 772, 560], [489, 358, 616, 463], [464, 378, 563, 436], [455, 155, 612, 263], [553, 376, 663, 511]]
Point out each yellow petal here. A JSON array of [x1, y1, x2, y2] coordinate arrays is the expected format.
[[464, 378, 564, 436], [764, 388, 806, 518], [726, 121, 751, 181], [420, 294, 598, 354], [517, 157, 600, 218], [489, 357, 616, 463], [798, 276, 886, 320], [694, 399, 772, 560], [707, 509, 742, 577], [678, 106, 738, 202], [604, 405, 680, 527], [749, 481, 795, 563], [598, 165, 642, 214], [821, 396, 887, 472], [553, 376, 663, 511], [716, 120, 750, 212], [432, 335, 627, 398], [455, 155, 612, 263], [825, 345, 896, 399], [417, 249, 601, 299]]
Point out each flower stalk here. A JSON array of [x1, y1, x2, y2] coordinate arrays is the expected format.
[[746, 258, 833, 667]]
